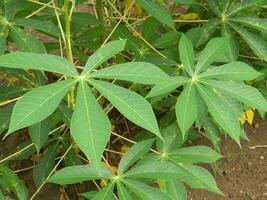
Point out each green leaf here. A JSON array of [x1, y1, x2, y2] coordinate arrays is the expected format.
[[82, 39, 126, 75], [71, 81, 111, 167], [179, 34, 195, 75], [165, 180, 187, 200], [118, 139, 154, 174], [10, 26, 46, 53], [33, 143, 58, 187], [0, 164, 28, 200], [135, 0, 174, 29], [0, 52, 79, 76], [90, 79, 162, 139], [175, 83, 197, 137], [230, 17, 267, 33], [157, 122, 187, 153], [173, 0, 199, 5], [168, 146, 222, 163], [224, 0, 267, 17], [229, 22, 267, 62], [0, 26, 6, 55], [0, 104, 13, 134], [90, 62, 169, 85], [195, 37, 228, 74], [7, 80, 76, 135], [153, 31, 181, 48], [197, 84, 241, 143], [199, 62, 261, 80], [123, 179, 172, 200], [48, 164, 113, 185], [194, 19, 220, 47], [124, 160, 183, 180], [205, 0, 222, 16], [203, 80, 267, 111], [146, 76, 189, 98], [92, 181, 115, 200], [28, 119, 50, 152], [170, 161, 222, 194], [203, 118, 221, 151], [13, 18, 60, 37], [117, 182, 133, 200]]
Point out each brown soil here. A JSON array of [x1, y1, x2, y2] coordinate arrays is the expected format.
[[188, 116, 267, 200]]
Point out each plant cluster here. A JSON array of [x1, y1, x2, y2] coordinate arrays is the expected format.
[[0, 0, 267, 199]]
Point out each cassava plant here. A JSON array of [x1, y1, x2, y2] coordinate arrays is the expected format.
[[0, 0, 266, 199]]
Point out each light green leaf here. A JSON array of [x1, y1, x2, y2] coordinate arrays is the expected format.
[[0, 52, 79, 76], [199, 62, 262, 80], [195, 37, 228, 74], [118, 139, 154, 174], [225, 0, 267, 17], [117, 182, 133, 200], [90, 62, 169, 85], [123, 179, 173, 200], [135, 0, 174, 29], [203, 118, 221, 151], [165, 180, 187, 200], [203, 80, 267, 111], [156, 122, 186, 154], [146, 76, 189, 98], [197, 84, 241, 143], [171, 161, 222, 194], [0, 164, 28, 200], [10, 26, 46, 53], [124, 160, 183, 180], [33, 143, 58, 187], [168, 146, 222, 163], [175, 83, 197, 137], [229, 22, 267, 62], [7, 80, 76, 135], [205, 0, 222, 16], [179, 34, 195, 75], [90, 79, 162, 139], [71, 81, 111, 167], [92, 181, 115, 200], [230, 17, 267, 32], [48, 164, 113, 185], [82, 39, 126, 75], [28, 119, 50, 152], [0, 26, 6, 55], [13, 18, 60, 37]]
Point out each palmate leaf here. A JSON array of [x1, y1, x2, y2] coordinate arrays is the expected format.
[[91, 181, 115, 200], [179, 34, 195, 75], [146, 76, 189, 98], [33, 142, 58, 187], [171, 161, 222, 194], [230, 17, 267, 32], [168, 146, 222, 164], [165, 180, 187, 200], [199, 62, 262, 80], [196, 84, 241, 143], [48, 164, 113, 185], [28, 119, 50, 152], [0, 52, 79, 76], [203, 80, 267, 111], [117, 182, 134, 200], [13, 18, 60, 37], [175, 83, 197, 137], [0, 164, 28, 200], [90, 79, 162, 139], [118, 139, 154, 174], [229, 22, 267, 62], [195, 37, 228, 73], [10, 26, 46, 53], [71, 81, 111, 167], [135, 0, 174, 29], [90, 62, 169, 85], [82, 39, 126, 75], [124, 160, 184, 180], [7, 80, 76, 136], [123, 179, 173, 200]]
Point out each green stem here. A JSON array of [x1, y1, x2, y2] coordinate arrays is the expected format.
[[63, 0, 73, 62], [95, 0, 104, 41]]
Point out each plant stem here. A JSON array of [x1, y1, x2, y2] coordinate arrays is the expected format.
[[63, 0, 73, 62], [95, 0, 104, 31]]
